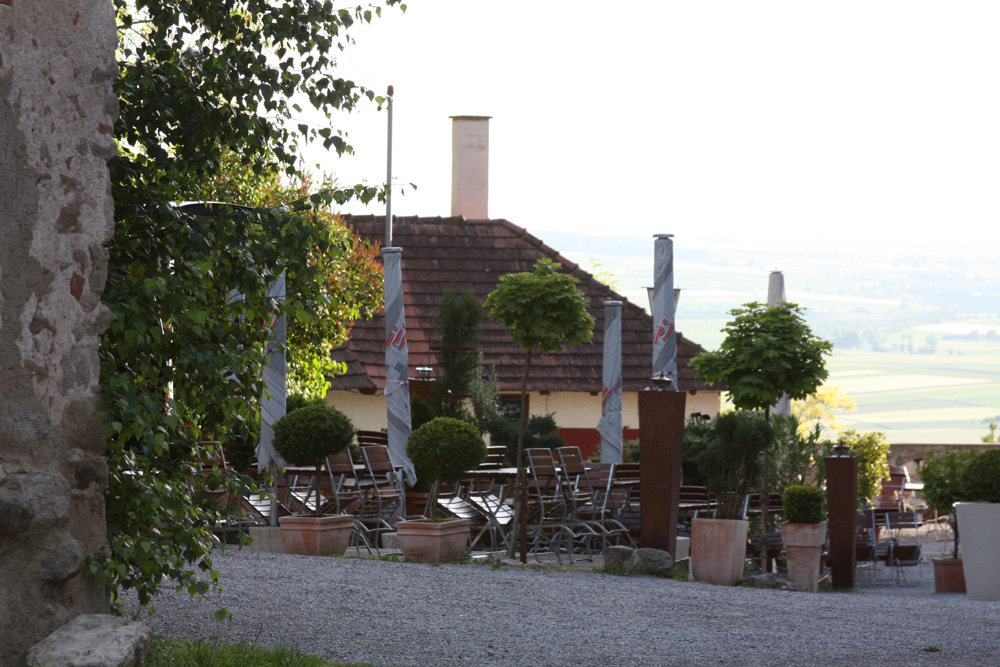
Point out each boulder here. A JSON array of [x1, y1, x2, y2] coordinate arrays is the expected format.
[[604, 545, 634, 573], [623, 547, 674, 577]]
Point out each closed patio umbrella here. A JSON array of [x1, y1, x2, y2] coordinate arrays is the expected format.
[[598, 300, 624, 463], [383, 247, 417, 486], [652, 234, 677, 388]]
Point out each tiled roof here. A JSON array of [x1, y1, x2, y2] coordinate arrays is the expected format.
[[330, 215, 719, 394]]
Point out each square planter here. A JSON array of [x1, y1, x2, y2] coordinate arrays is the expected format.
[[691, 517, 748, 586], [781, 521, 827, 592], [395, 518, 471, 563], [932, 557, 966, 594], [279, 514, 354, 557]]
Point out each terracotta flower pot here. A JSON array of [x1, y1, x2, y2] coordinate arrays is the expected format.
[[279, 514, 354, 557], [781, 521, 827, 592], [932, 557, 966, 594], [395, 518, 471, 563], [691, 517, 748, 586]]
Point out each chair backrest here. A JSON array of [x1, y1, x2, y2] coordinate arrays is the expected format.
[[357, 430, 389, 447], [679, 486, 710, 503], [525, 448, 560, 497], [360, 445, 398, 488]]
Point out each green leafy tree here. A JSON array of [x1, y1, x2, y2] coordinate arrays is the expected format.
[[816, 429, 890, 508], [433, 290, 483, 420], [769, 413, 826, 495], [691, 301, 832, 564], [485, 258, 594, 560], [695, 411, 771, 519], [920, 449, 976, 557], [791, 385, 856, 438], [93, 0, 403, 614]]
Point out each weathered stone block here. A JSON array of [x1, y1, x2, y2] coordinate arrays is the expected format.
[[25, 614, 151, 667]]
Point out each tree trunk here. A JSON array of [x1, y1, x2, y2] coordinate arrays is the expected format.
[[507, 348, 533, 562], [760, 406, 771, 572]]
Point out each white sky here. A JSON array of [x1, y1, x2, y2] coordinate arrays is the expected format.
[[303, 1, 1000, 261]]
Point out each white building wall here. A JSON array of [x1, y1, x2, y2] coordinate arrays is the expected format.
[[329, 388, 722, 432]]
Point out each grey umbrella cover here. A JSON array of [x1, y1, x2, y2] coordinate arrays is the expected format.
[[598, 301, 624, 463], [652, 235, 678, 388], [382, 248, 416, 485], [257, 271, 288, 472]]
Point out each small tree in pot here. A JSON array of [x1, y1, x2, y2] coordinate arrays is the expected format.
[[691, 411, 769, 586], [406, 417, 487, 517], [397, 417, 487, 562], [781, 485, 827, 592], [272, 404, 356, 556], [921, 449, 975, 593]]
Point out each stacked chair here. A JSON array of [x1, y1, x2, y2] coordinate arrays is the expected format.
[[522, 448, 599, 563], [555, 447, 634, 550]]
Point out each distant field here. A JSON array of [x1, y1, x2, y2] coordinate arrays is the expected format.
[[553, 241, 1000, 445], [826, 348, 1000, 444], [677, 324, 1000, 445]]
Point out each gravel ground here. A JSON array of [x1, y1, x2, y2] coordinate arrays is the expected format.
[[132, 536, 999, 667]]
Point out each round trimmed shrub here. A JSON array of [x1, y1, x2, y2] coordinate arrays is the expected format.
[[272, 404, 355, 467], [407, 417, 486, 491], [961, 448, 1000, 504], [783, 484, 826, 524]]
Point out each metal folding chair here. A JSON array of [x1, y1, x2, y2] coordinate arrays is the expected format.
[[885, 510, 925, 585]]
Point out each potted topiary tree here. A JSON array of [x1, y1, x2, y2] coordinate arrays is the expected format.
[[920, 449, 976, 593], [954, 448, 1000, 600], [272, 404, 356, 556], [691, 411, 769, 586], [395, 417, 487, 563], [781, 485, 827, 592]]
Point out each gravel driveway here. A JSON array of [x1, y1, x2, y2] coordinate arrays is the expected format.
[[131, 547, 999, 667]]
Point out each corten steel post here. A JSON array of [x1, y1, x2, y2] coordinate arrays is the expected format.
[[826, 454, 858, 589], [638, 389, 686, 556]]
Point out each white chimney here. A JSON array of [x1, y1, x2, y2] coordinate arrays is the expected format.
[[450, 115, 490, 219]]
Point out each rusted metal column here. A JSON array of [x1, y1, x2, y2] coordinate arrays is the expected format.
[[826, 454, 858, 589], [638, 389, 686, 556]]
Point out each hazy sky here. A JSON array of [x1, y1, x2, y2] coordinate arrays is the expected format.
[[305, 1, 1000, 261]]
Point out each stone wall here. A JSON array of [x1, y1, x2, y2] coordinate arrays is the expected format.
[[0, 1, 117, 664]]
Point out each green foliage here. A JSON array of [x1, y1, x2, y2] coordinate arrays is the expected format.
[[920, 449, 977, 557], [470, 354, 504, 435], [145, 637, 336, 667], [981, 418, 998, 443], [691, 302, 832, 415], [783, 485, 826, 524], [489, 413, 566, 466], [623, 439, 640, 464], [410, 395, 437, 432], [695, 411, 771, 519], [485, 259, 595, 356], [433, 290, 483, 420], [682, 417, 717, 486], [272, 404, 355, 467], [285, 393, 327, 414], [961, 448, 1000, 503], [769, 414, 826, 496], [485, 258, 594, 472], [96, 0, 402, 613], [836, 429, 890, 508], [920, 450, 977, 515], [407, 418, 487, 498]]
